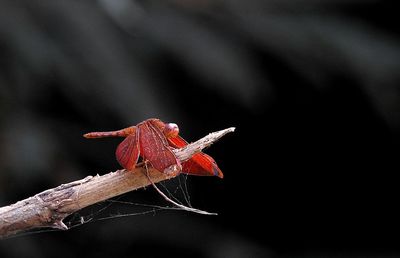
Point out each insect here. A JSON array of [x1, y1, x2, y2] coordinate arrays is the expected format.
[[84, 118, 223, 178]]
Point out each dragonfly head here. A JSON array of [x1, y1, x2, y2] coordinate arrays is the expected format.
[[164, 123, 179, 138]]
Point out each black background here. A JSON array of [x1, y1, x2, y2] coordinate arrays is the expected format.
[[1, 1, 400, 257]]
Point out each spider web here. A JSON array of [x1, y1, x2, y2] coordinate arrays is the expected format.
[[6, 169, 216, 239], [64, 173, 194, 229]]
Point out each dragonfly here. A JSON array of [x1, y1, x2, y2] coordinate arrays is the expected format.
[[84, 118, 223, 178]]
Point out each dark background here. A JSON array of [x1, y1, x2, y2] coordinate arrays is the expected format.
[[1, 1, 400, 257]]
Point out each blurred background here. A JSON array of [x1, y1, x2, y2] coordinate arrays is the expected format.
[[1, 0, 400, 257]]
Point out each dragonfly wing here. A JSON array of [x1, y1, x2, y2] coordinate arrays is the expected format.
[[167, 134, 188, 148], [182, 153, 223, 178], [139, 121, 181, 175], [168, 135, 223, 178], [115, 131, 140, 170]]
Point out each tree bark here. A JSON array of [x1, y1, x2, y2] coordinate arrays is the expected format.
[[0, 127, 234, 239]]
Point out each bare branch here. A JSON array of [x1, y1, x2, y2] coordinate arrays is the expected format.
[[0, 127, 235, 239]]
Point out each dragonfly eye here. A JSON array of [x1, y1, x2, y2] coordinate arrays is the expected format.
[[164, 123, 179, 138]]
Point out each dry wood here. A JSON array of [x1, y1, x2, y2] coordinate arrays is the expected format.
[[0, 127, 235, 239]]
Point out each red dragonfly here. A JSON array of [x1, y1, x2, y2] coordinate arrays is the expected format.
[[84, 118, 223, 178]]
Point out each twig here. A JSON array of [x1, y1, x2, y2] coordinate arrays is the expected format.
[[0, 127, 235, 239]]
